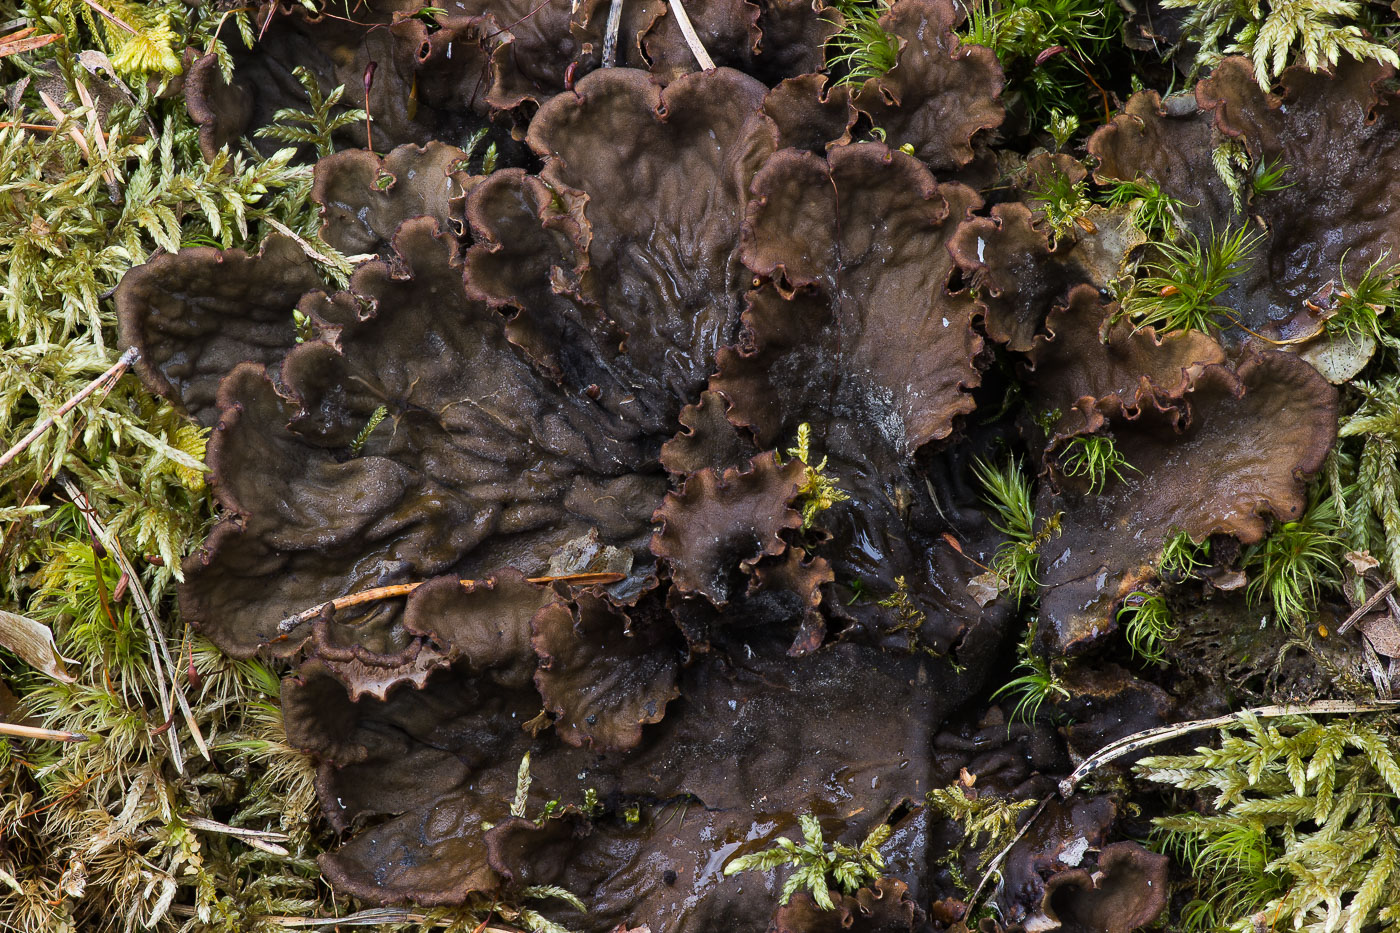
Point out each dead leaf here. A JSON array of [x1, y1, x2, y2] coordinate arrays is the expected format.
[[1300, 329, 1376, 385], [0, 609, 76, 683], [1346, 550, 1381, 575], [1358, 612, 1400, 658], [967, 571, 1006, 607]]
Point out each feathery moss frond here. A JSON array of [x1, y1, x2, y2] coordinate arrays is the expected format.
[[785, 423, 851, 530], [1139, 714, 1400, 933], [724, 815, 892, 909], [255, 66, 368, 159], [1161, 0, 1399, 86], [927, 783, 1036, 891]]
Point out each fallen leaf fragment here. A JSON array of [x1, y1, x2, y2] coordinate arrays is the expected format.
[[0, 608, 77, 683]]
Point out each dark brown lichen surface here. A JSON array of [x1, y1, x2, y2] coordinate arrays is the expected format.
[[116, 19, 1357, 927]]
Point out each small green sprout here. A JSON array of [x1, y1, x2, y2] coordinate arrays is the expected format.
[[1116, 590, 1177, 664], [512, 751, 533, 818], [1158, 530, 1211, 579], [825, 0, 901, 87], [878, 576, 927, 651], [1123, 226, 1261, 334], [1058, 434, 1138, 493], [990, 618, 1069, 724], [350, 405, 389, 457], [1044, 108, 1080, 151], [786, 423, 851, 530], [1034, 407, 1064, 434], [1099, 175, 1187, 240], [1325, 253, 1400, 341], [1242, 494, 1341, 625], [293, 308, 314, 344], [413, 4, 448, 20], [972, 455, 1061, 601], [1250, 157, 1292, 196], [624, 803, 641, 824], [723, 814, 891, 910], [926, 784, 1037, 877], [255, 66, 367, 159], [1027, 165, 1093, 246]]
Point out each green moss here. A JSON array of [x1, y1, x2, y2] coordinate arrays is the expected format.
[[1140, 713, 1400, 932]]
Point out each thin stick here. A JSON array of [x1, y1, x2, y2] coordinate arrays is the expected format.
[[1339, 579, 1396, 634], [602, 0, 625, 67], [963, 698, 1400, 917], [57, 475, 212, 769], [0, 121, 138, 141], [80, 0, 137, 34], [0, 722, 87, 742], [263, 910, 518, 931], [37, 90, 92, 158], [187, 817, 290, 855], [1058, 698, 1400, 797], [0, 348, 136, 472], [277, 571, 626, 633], [965, 795, 1049, 913], [667, 0, 714, 70], [261, 217, 343, 268]]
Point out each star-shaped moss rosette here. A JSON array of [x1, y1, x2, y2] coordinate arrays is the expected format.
[[1088, 56, 1400, 345]]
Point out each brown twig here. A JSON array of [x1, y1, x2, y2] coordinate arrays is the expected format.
[[37, 89, 118, 187], [0, 29, 63, 57], [0, 348, 137, 472], [261, 909, 517, 930], [0, 722, 87, 742], [80, 0, 137, 34], [276, 571, 626, 633], [1339, 579, 1396, 634], [0, 121, 136, 141], [187, 817, 290, 856]]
